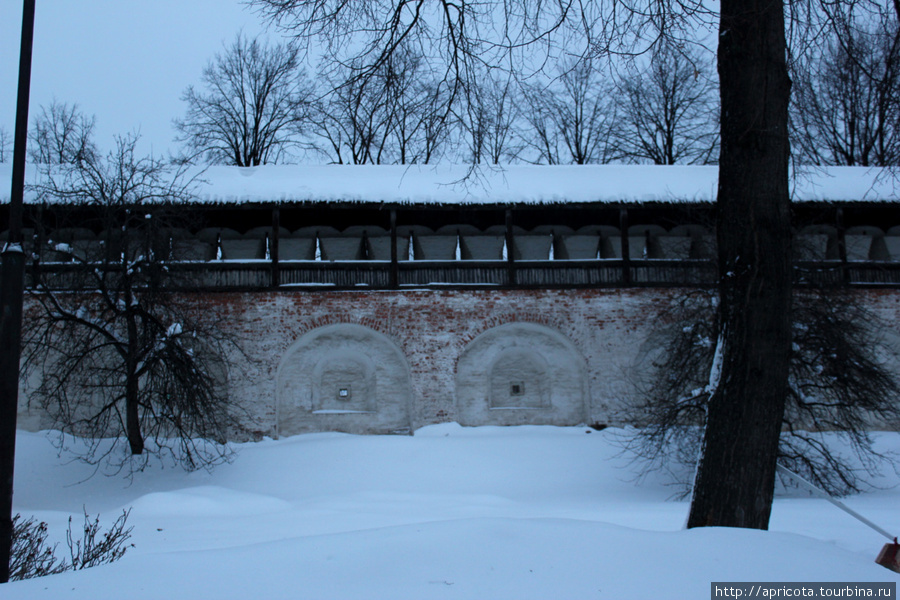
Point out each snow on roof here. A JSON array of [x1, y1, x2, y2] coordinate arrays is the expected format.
[[193, 164, 722, 205], [2, 163, 898, 206]]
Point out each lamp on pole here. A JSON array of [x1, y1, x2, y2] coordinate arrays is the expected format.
[[0, 0, 36, 583]]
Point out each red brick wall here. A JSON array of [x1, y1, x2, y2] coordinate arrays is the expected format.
[[19, 287, 900, 437]]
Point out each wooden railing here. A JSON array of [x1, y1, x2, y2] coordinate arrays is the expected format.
[[25, 258, 900, 291]]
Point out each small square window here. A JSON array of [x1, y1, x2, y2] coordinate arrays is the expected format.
[[337, 387, 351, 401], [510, 382, 524, 396]]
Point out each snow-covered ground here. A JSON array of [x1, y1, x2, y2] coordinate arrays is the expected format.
[[6, 424, 900, 598]]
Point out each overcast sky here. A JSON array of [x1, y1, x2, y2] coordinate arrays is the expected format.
[[1, 0, 269, 157]]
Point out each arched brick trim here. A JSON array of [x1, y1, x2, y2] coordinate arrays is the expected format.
[[457, 313, 565, 350], [292, 313, 396, 340]]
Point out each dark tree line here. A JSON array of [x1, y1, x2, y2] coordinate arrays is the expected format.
[[167, 14, 900, 170], [22, 21, 897, 170], [172, 32, 724, 166]]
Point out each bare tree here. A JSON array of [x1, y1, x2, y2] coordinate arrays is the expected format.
[[522, 61, 618, 164], [311, 67, 394, 164], [614, 43, 719, 164], [459, 74, 523, 164], [386, 52, 430, 164], [23, 134, 242, 473], [416, 81, 454, 164], [382, 46, 454, 164], [554, 60, 619, 164], [310, 44, 455, 165], [792, 12, 900, 166], [521, 83, 563, 164], [626, 288, 900, 497], [175, 33, 312, 166], [686, 0, 899, 531], [28, 100, 97, 165]]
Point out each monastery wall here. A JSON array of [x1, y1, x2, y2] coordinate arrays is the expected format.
[[17, 288, 900, 438]]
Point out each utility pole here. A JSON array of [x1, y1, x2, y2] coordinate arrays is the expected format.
[[0, 0, 36, 583]]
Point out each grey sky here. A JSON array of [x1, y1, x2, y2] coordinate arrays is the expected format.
[[1, 0, 267, 157]]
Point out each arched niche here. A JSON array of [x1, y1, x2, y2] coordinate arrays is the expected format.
[[489, 348, 550, 409], [276, 324, 412, 435], [311, 349, 376, 413], [456, 322, 587, 426]]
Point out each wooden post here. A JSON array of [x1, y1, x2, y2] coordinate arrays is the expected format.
[[0, 0, 35, 583], [836, 206, 849, 285], [505, 208, 516, 286], [389, 208, 399, 289], [271, 205, 281, 288], [619, 208, 631, 285]]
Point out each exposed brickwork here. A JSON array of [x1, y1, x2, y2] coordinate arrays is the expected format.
[[18, 287, 900, 438], [176, 287, 696, 436]]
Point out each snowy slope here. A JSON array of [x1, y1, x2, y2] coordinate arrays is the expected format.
[[6, 424, 900, 599]]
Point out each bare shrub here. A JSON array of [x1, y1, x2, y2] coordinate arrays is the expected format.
[[10, 509, 132, 581], [9, 515, 67, 581], [66, 509, 133, 571]]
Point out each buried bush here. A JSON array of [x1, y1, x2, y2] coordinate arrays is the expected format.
[[10, 509, 133, 581], [9, 515, 67, 581]]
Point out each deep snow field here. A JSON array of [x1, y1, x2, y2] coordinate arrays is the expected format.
[[5, 424, 900, 599]]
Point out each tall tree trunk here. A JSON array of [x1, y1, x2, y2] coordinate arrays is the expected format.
[[125, 310, 144, 456], [125, 369, 144, 455], [686, 0, 793, 530]]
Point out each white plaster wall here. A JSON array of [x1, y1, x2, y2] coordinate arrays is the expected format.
[[456, 323, 587, 426], [275, 323, 412, 435]]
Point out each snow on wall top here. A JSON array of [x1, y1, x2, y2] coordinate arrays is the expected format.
[[194, 164, 723, 205], [2, 163, 898, 206]]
